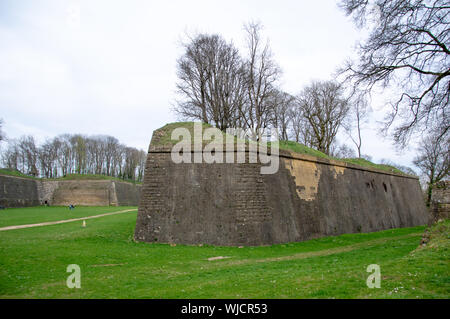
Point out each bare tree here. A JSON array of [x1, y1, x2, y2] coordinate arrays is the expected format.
[[55, 134, 73, 176], [123, 147, 140, 181], [112, 144, 126, 178], [343, 92, 371, 158], [86, 136, 107, 175], [1, 141, 19, 170], [338, 0, 449, 147], [289, 105, 314, 146], [136, 150, 147, 182], [242, 22, 281, 138], [175, 34, 211, 124], [175, 33, 247, 130], [331, 143, 357, 158], [104, 136, 119, 176], [269, 90, 295, 140], [0, 119, 4, 143], [17, 136, 39, 176], [38, 139, 59, 178], [289, 106, 302, 143], [295, 80, 350, 155], [70, 135, 87, 175], [413, 131, 449, 206]]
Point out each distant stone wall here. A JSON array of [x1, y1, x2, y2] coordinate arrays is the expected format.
[[114, 182, 142, 206], [0, 175, 41, 207], [0, 174, 141, 207], [430, 181, 450, 221], [37, 180, 60, 204], [135, 145, 429, 246], [51, 180, 115, 206]]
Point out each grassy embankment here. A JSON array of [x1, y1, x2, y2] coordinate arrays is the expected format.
[[154, 122, 409, 175], [0, 168, 141, 184]]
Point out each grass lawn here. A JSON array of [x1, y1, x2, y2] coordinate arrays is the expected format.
[[0, 206, 137, 228], [0, 206, 448, 299]]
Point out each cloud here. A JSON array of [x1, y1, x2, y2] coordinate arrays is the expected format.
[[0, 0, 419, 167]]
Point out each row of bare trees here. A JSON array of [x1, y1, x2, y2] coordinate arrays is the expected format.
[[1, 133, 146, 182], [174, 10, 448, 203], [175, 23, 355, 156], [175, 23, 282, 138]]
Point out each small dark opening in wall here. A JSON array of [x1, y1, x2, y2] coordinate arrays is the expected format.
[[383, 182, 387, 192], [366, 182, 371, 188]]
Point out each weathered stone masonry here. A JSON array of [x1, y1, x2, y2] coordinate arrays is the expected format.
[[430, 180, 450, 222], [0, 175, 41, 207], [135, 137, 429, 246], [0, 174, 142, 207]]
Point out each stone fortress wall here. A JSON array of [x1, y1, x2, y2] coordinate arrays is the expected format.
[[430, 180, 450, 222], [135, 129, 429, 246], [0, 174, 142, 207], [0, 175, 41, 207]]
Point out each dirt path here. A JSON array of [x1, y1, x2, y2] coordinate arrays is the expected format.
[[0, 208, 138, 232], [205, 232, 423, 268]]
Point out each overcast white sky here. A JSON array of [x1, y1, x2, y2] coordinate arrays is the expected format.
[[0, 0, 419, 169]]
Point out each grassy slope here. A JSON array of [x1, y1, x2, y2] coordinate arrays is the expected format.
[[154, 122, 408, 175], [48, 174, 141, 184], [0, 168, 38, 179], [0, 169, 141, 184], [0, 206, 137, 228], [154, 122, 214, 146], [0, 207, 447, 298]]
